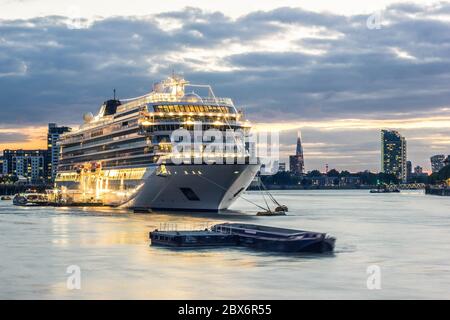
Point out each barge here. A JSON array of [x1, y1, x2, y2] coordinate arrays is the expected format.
[[150, 223, 336, 253], [212, 223, 335, 253], [150, 230, 238, 247]]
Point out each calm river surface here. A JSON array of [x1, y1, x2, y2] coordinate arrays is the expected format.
[[1, 190, 450, 299]]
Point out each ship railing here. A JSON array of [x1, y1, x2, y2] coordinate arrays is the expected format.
[[198, 97, 234, 106], [61, 140, 148, 161], [139, 119, 242, 126], [62, 132, 141, 152], [120, 94, 234, 108], [77, 117, 114, 131], [60, 118, 115, 144], [148, 96, 233, 106], [158, 222, 213, 232]]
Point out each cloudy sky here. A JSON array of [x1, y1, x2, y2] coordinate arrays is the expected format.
[[1, 0, 450, 172]]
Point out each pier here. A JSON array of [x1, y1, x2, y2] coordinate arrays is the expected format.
[[9, 189, 110, 207], [425, 186, 450, 196]]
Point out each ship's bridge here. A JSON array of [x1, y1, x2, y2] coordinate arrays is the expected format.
[[58, 75, 249, 145], [116, 74, 237, 113]]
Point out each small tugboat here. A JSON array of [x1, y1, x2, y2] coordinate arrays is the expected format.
[[212, 223, 335, 253], [256, 210, 287, 216], [370, 184, 400, 193], [13, 192, 49, 206], [254, 180, 289, 216]]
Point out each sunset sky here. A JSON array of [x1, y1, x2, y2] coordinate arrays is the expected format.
[[1, 0, 450, 172]]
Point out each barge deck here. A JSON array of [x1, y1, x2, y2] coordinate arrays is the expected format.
[[150, 223, 336, 253], [150, 230, 238, 247]]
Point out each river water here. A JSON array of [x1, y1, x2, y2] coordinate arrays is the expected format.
[[1, 190, 449, 299]]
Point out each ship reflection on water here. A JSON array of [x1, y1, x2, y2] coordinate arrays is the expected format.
[[1, 190, 450, 299]]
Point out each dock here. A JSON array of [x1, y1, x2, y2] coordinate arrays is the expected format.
[[425, 186, 450, 196], [150, 223, 336, 253], [12, 192, 108, 207]]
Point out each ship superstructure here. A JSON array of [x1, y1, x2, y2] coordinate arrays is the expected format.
[[55, 75, 260, 211]]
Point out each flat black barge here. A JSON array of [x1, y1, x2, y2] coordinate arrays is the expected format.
[[150, 223, 335, 253], [213, 223, 335, 253], [150, 230, 238, 247]]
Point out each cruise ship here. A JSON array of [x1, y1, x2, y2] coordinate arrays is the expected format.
[[55, 75, 261, 211]]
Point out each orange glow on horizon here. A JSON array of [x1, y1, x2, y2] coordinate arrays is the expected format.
[[0, 126, 48, 152], [2, 114, 450, 154], [252, 115, 450, 132]]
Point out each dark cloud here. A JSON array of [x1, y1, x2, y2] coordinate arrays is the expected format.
[[0, 132, 29, 143], [1, 4, 450, 124], [1, 3, 450, 170]]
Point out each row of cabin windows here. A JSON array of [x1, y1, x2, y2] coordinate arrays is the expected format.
[[62, 119, 139, 147], [58, 157, 157, 172], [153, 105, 232, 114], [89, 119, 138, 138], [63, 137, 146, 158], [145, 124, 243, 132], [59, 147, 153, 165], [63, 128, 140, 150]]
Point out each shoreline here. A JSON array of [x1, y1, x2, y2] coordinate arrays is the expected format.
[[0, 184, 51, 195], [247, 185, 425, 191]]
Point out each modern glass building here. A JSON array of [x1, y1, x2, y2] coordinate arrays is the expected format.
[[381, 130, 407, 183], [47, 123, 71, 182], [430, 154, 445, 173], [289, 131, 305, 176], [2, 149, 47, 183]]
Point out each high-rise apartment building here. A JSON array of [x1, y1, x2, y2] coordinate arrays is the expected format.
[[381, 130, 407, 183], [2, 149, 47, 183], [47, 123, 71, 182], [430, 154, 446, 173]]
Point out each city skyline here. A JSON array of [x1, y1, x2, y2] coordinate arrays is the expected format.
[[1, 1, 450, 172], [0, 123, 446, 174]]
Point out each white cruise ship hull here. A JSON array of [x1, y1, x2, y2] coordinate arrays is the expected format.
[[57, 163, 260, 212], [126, 163, 260, 212]]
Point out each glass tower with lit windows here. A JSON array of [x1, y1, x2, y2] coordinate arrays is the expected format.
[[2, 149, 47, 183], [430, 154, 445, 173], [381, 130, 407, 183], [289, 131, 304, 176], [47, 123, 71, 182]]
